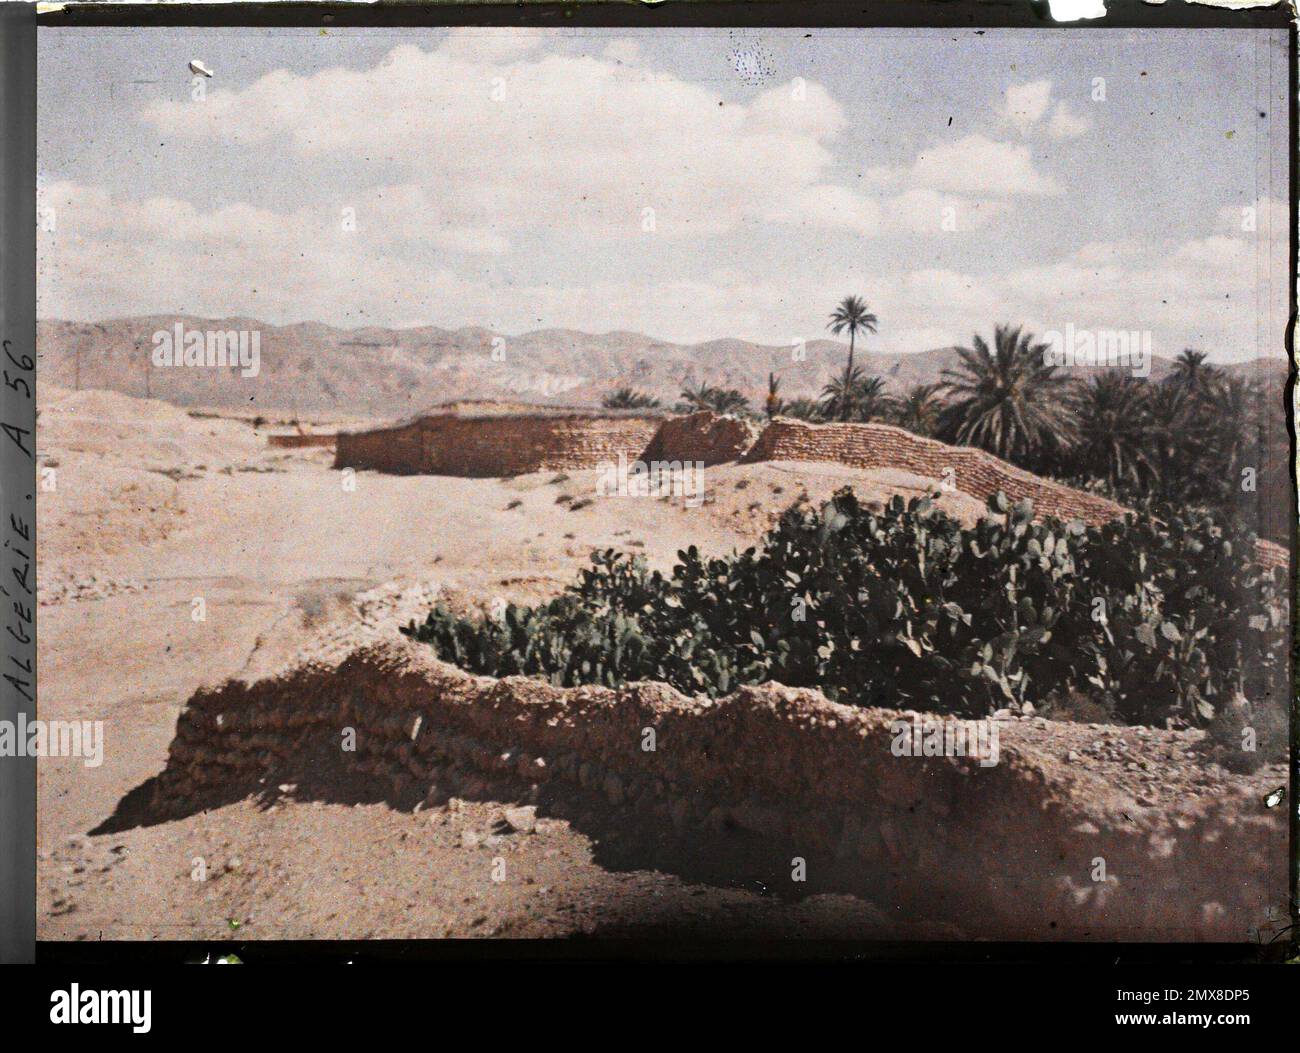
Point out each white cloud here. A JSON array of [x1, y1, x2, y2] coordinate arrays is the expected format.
[[141, 37, 878, 242], [998, 80, 1053, 135], [999, 81, 1091, 141], [1171, 234, 1250, 271], [39, 159, 1285, 360], [1047, 101, 1092, 140], [905, 135, 1063, 197], [1071, 240, 1147, 266]]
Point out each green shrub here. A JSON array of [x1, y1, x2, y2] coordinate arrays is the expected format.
[[403, 489, 1287, 727]]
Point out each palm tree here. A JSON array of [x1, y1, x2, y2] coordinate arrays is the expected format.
[[1069, 372, 1153, 491], [602, 386, 661, 410], [1168, 348, 1219, 397], [1142, 380, 1192, 502], [765, 372, 784, 420], [707, 388, 753, 416], [1198, 374, 1265, 505], [820, 366, 888, 423], [676, 380, 718, 413], [889, 383, 945, 437], [781, 397, 824, 422], [937, 323, 1077, 466], [676, 381, 751, 416], [826, 295, 879, 420]]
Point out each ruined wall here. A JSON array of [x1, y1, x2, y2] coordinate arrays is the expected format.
[[419, 414, 662, 476], [335, 414, 662, 477], [737, 417, 1288, 568], [268, 433, 336, 449], [151, 637, 1285, 941], [335, 421, 425, 474], [746, 418, 1127, 525], [639, 411, 762, 467], [333, 410, 1288, 568]]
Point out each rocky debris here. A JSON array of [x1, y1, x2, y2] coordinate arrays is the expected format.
[[354, 581, 444, 632], [502, 805, 537, 834], [39, 575, 148, 606]]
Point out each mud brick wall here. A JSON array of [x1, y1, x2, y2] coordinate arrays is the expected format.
[[739, 417, 1289, 569], [268, 433, 336, 449], [419, 415, 663, 477], [336, 414, 660, 476], [639, 411, 762, 467], [153, 637, 1287, 941], [335, 421, 425, 474], [334, 410, 1287, 568], [746, 418, 1128, 525]]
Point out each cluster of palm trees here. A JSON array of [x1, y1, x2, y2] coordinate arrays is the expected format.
[[602, 380, 752, 415], [602, 294, 1283, 529], [802, 300, 1277, 516]]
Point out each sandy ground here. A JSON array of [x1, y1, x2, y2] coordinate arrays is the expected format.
[[38, 386, 1002, 942]]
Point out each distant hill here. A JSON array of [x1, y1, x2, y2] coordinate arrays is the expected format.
[[35, 316, 1288, 419]]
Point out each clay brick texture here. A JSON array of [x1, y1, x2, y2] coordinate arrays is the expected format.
[[267, 433, 336, 449], [638, 411, 762, 467], [336, 411, 664, 477], [742, 417, 1129, 526]]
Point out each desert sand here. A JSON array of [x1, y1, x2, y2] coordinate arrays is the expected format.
[[38, 384, 1017, 941]]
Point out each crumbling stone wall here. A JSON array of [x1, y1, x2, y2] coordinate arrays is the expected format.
[[335, 413, 662, 477], [639, 411, 762, 467], [737, 417, 1288, 568], [151, 637, 1285, 941], [744, 417, 1127, 526], [420, 414, 662, 477], [268, 433, 336, 449], [333, 409, 1287, 567], [335, 420, 425, 474]]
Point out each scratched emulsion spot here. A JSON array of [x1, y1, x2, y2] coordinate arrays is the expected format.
[[727, 32, 776, 87]]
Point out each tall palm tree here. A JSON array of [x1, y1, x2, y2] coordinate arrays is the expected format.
[[826, 295, 879, 420], [937, 323, 1077, 467], [1200, 374, 1265, 504], [1142, 380, 1192, 502], [889, 382, 945, 437], [1069, 372, 1154, 491]]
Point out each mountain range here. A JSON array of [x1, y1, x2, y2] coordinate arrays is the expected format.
[[36, 316, 1288, 421]]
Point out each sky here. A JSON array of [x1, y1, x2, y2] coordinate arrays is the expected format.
[[36, 26, 1290, 361]]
